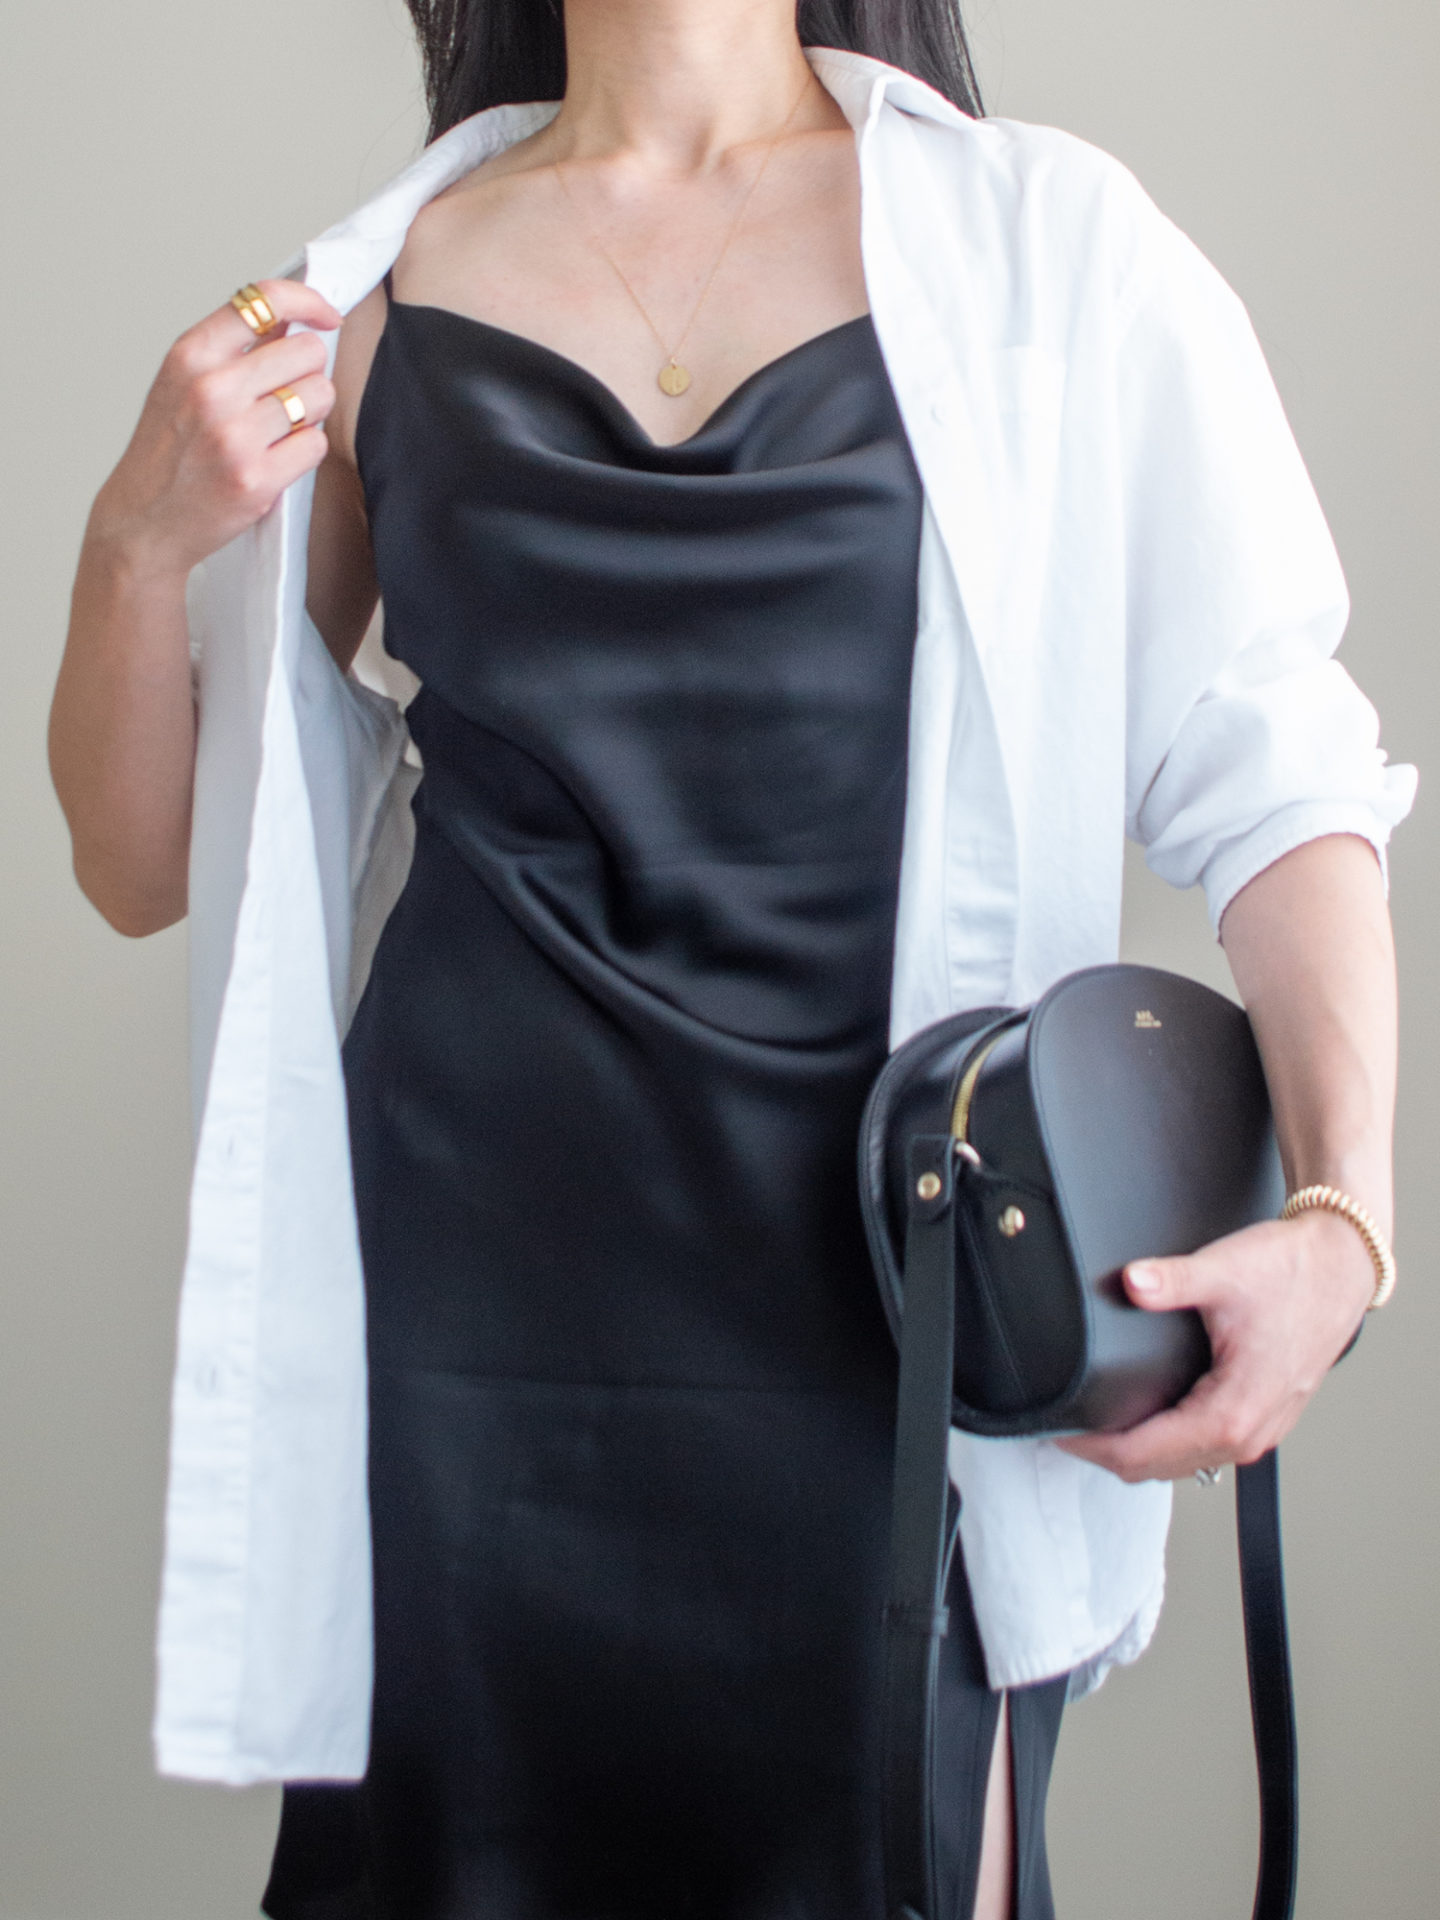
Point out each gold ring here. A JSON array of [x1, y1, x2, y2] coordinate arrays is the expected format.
[[231, 283, 277, 335], [272, 385, 307, 432]]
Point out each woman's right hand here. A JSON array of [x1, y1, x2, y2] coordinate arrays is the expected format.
[[51, 279, 344, 936], [90, 278, 344, 579]]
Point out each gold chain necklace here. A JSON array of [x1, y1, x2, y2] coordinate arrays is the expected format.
[[550, 72, 813, 397]]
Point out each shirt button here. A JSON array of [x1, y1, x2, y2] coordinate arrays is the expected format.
[[931, 397, 951, 425], [195, 1364, 221, 1398]]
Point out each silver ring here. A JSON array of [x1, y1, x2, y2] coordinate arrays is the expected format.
[[1194, 1466, 1223, 1488]]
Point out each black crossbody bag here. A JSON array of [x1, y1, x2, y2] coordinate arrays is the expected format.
[[858, 963, 1307, 1920]]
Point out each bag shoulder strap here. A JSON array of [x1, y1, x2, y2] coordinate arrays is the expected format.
[[1237, 1448, 1299, 1920], [880, 1140, 1298, 1920]]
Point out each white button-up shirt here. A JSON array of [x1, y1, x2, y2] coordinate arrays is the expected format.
[[160, 46, 1416, 1784]]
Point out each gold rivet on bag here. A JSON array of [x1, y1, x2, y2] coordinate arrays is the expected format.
[[998, 1205, 1026, 1237], [915, 1172, 942, 1202]]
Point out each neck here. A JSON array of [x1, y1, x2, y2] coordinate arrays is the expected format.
[[552, 1, 829, 170]]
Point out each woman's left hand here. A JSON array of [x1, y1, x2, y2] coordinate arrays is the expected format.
[[1057, 831, 1396, 1485], [1057, 1207, 1375, 1483]]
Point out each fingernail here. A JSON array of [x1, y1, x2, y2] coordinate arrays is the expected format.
[[1127, 1264, 1161, 1294]]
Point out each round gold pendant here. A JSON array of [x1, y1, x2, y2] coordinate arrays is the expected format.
[[658, 360, 692, 397]]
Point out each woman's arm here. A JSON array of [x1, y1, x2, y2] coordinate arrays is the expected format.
[[48, 279, 342, 936], [51, 536, 200, 937], [1060, 831, 1395, 1482]]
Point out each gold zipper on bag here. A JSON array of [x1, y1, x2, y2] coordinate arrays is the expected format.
[[949, 1031, 1005, 1146]]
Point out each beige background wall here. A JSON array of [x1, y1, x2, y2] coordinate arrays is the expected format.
[[2, 2, 1434, 1915]]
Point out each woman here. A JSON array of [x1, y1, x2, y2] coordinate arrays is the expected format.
[[48, 3, 1413, 1917]]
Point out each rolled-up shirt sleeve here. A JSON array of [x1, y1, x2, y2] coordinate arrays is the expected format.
[[1116, 195, 1417, 926]]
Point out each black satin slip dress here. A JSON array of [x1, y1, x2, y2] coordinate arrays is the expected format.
[[261, 280, 1068, 1920]]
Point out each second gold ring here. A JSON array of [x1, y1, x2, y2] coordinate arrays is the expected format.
[[272, 386, 307, 433]]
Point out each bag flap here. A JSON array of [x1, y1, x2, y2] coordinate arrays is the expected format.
[[1029, 964, 1286, 1291]]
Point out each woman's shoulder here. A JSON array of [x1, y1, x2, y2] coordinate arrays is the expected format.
[[900, 102, 1154, 215], [906, 104, 1167, 245], [894, 104, 1229, 329], [325, 133, 557, 465]]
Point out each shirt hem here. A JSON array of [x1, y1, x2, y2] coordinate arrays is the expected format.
[[977, 1568, 1167, 1698]]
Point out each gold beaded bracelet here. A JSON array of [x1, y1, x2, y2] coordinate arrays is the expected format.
[[1280, 1184, 1397, 1310]]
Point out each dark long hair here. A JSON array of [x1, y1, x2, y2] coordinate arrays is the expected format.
[[402, 1, 984, 143]]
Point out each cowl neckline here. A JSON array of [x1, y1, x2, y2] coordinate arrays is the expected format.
[[362, 299, 876, 459]]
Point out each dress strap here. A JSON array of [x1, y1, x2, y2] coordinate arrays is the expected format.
[[382, 266, 394, 302]]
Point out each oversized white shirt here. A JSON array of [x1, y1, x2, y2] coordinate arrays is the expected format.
[[160, 46, 1416, 1784]]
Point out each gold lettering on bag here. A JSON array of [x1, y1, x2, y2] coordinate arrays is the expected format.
[[1134, 1010, 1163, 1029]]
